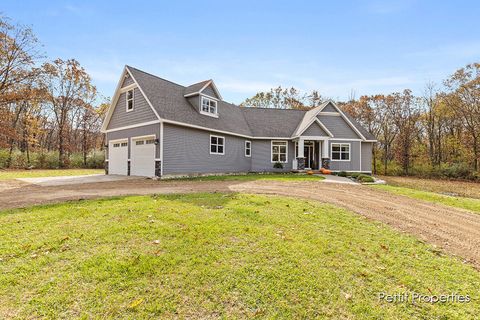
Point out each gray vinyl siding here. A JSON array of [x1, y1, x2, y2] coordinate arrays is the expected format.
[[302, 122, 328, 136], [322, 103, 337, 112], [361, 142, 373, 172], [107, 88, 158, 130], [187, 96, 199, 110], [317, 115, 360, 139], [122, 75, 135, 88], [251, 140, 294, 172], [162, 124, 251, 175], [106, 123, 160, 159], [201, 84, 219, 99], [328, 140, 361, 171]]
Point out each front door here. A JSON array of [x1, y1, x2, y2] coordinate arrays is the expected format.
[[304, 142, 314, 169]]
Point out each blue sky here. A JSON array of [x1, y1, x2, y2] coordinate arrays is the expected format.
[[3, 0, 480, 104]]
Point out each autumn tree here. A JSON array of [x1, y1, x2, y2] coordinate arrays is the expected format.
[[444, 63, 480, 171], [43, 59, 97, 167], [240, 86, 326, 110], [0, 15, 43, 149]]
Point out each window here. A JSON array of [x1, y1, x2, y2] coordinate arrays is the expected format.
[[331, 143, 350, 161], [210, 135, 224, 155], [113, 143, 120, 148], [245, 140, 251, 157], [126, 89, 134, 111], [121, 142, 128, 147], [271, 141, 287, 163], [146, 139, 155, 144], [135, 140, 144, 146], [201, 96, 217, 115]]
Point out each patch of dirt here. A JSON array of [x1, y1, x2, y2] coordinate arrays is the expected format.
[[2, 178, 480, 269]]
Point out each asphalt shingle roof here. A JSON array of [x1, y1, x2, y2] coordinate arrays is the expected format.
[[127, 66, 376, 140], [184, 80, 210, 96]]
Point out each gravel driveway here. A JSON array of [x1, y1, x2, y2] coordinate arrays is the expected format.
[[1, 178, 480, 269]]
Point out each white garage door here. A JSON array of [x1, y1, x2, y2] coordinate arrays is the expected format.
[[109, 140, 128, 175], [131, 137, 156, 177]]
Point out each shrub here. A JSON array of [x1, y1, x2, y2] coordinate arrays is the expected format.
[[273, 162, 284, 169], [357, 174, 374, 183], [0, 149, 9, 168], [87, 151, 105, 169], [440, 163, 472, 179], [348, 172, 361, 178], [337, 171, 347, 177]]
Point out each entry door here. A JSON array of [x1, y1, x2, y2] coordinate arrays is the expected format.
[[304, 144, 314, 169], [131, 137, 156, 177], [109, 140, 128, 175]]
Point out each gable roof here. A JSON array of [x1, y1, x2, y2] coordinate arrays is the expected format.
[[103, 66, 376, 141], [184, 79, 223, 100], [184, 80, 210, 96]]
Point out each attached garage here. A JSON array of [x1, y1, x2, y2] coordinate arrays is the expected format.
[[109, 140, 128, 175], [131, 136, 156, 177]]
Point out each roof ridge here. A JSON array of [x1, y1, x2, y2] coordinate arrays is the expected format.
[[239, 106, 307, 112], [126, 65, 187, 89]]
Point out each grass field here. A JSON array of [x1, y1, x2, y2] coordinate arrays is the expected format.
[[373, 184, 480, 214], [171, 173, 325, 181], [379, 176, 480, 199], [0, 169, 104, 180], [1, 193, 479, 319]]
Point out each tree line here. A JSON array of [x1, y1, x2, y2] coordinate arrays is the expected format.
[[0, 15, 107, 169], [241, 65, 480, 180]]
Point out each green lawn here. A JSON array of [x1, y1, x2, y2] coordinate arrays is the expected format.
[[1, 193, 479, 319], [171, 172, 325, 181], [373, 184, 480, 214], [0, 169, 104, 180]]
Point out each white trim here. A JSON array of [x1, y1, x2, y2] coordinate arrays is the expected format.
[[318, 112, 341, 116], [126, 66, 162, 120], [101, 67, 161, 132], [314, 118, 334, 137], [103, 120, 161, 133], [200, 96, 218, 117], [161, 119, 252, 138], [160, 122, 164, 176], [183, 80, 223, 100], [330, 142, 351, 162], [245, 140, 251, 157], [359, 142, 362, 172], [131, 134, 156, 141], [109, 138, 128, 144], [119, 83, 136, 93], [320, 101, 367, 141], [199, 93, 219, 101], [210, 134, 225, 155], [270, 140, 288, 163], [299, 136, 329, 140], [125, 88, 135, 113], [329, 138, 362, 141]]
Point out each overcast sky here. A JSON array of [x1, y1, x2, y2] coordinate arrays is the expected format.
[[4, 0, 480, 104]]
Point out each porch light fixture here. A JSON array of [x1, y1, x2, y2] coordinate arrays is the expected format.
[[154, 138, 160, 145]]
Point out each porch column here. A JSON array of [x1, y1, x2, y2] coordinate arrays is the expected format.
[[297, 138, 305, 170], [322, 139, 330, 169]]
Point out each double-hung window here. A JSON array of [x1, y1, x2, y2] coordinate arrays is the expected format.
[[271, 141, 287, 163], [126, 89, 134, 111], [210, 135, 224, 155], [245, 140, 251, 157], [331, 143, 350, 160], [201, 96, 217, 115]]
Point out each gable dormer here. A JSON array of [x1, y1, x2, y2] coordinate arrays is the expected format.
[[184, 80, 222, 118]]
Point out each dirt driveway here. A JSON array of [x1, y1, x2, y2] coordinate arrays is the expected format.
[[2, 178, 480, 269]]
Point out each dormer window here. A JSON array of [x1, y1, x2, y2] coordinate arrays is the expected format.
[[126, 89, 134, 112], [201, 96, 217, 116]]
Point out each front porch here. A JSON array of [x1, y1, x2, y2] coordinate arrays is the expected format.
[[292, 137, 330, 171]]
